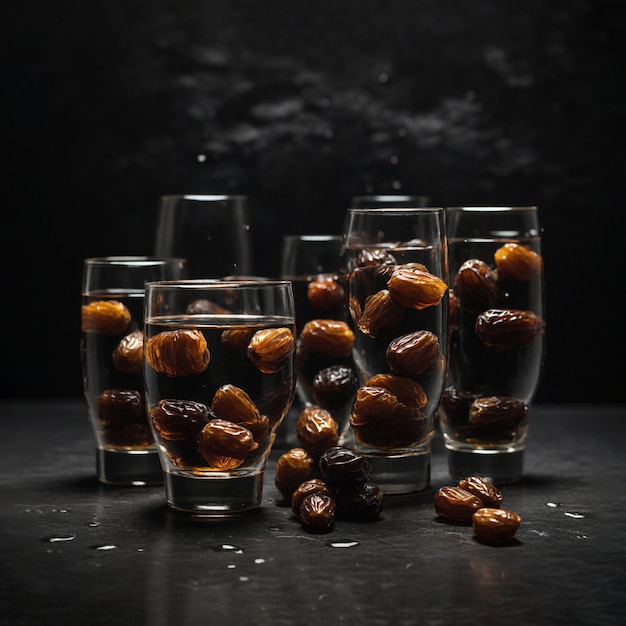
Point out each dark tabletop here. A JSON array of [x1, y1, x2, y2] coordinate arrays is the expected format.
[[1, 400, 625, 626]]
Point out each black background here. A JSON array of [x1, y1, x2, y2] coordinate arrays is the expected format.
[[2, 0, 624, 402]]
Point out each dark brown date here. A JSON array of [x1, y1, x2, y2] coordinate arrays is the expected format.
[[299, 493, 336, 532], [453, 259, 498, 313], [295, 406, 339, 457], [458, 476, 503, 507], [291, 478, 332, 516], [145, 329, 210, 376], [96, 389, 143, 425], [475, 308, 544, 349], [334, 481, 384, 521], [150, 398, 210, 441], [318, 446, 371, 486], [357, 289, 405, 338], [275, 448, 316, 501], [386, 330, 440, 376], [434, 486, 484, 524]]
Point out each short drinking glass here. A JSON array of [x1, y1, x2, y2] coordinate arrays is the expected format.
[[144, 279, 297, 516], [440, 206, 546, 484]]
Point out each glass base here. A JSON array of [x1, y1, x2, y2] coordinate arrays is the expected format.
[[164, 470, 264, 517], [96, 448, 163, 486], [447, 448, 524, 485], [364, 451, 431, 495]]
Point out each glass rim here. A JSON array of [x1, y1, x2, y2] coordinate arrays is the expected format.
[[84, 256, 187, 266], [347, 207, 444, 214], [159, 194, 248, 202], [351, 194, 430, 201], [145, 278, 292, 289], [282, 234, 342, 242], [445, 206, 538, 212]]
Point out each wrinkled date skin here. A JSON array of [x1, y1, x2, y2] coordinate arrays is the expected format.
[[300, 319, 354, 358], [247, 327, 295, 374], [291, 478, 333, 516], [454, 259, 499, 313], [295, 406, 339, 458], [318, 446, 371, 486], [334, 481, 384, 521], [150, 398, 210, 441], [275, 448, 316, 501], [475, 309, 544, 349], [312, 365, 359, 409], [112, 330, 144, 374], [96, 389, 144, 425], [82, 300, 131, 336], [458, 476, 503, 507], [357, 289, 405, 338], [211, 384, 271, 441], [434, 486, 484, 524], [387, 265, 448, 310], [469, 396, 529, 433], [494, 243, 543, 281], [472, 508, 522, 544], [145, 329, 210, 376], [197, 419, 259, 469], [386, 330, 440, 376], [307, 278, 345, 313], [299, 493, 336, 532]]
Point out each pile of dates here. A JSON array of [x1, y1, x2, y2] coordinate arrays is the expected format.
[[434, 476, 522, 545], [275, 405, 384, 532]]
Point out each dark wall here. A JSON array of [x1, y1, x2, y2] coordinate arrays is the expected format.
[[2, 0, 624, 402]]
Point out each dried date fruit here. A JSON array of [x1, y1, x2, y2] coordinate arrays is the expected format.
[[300, 319, 354, 358], [186, 298, 230, 314], [96, 389, 144, 425], [334, 481, 384, 521], [81, 300, 131, 335], [247, 327, 295, 374], [469, 396, 529, 432], [299, 493, 336, 532], [357, 289, 405, 338], [475, 309, 544, 349], [295, 406, 339, 457], [291, 478, 332, 516], [454, 259, 498, 313], [351, 404, 426, 448], [472, 508, 521, 544], [220, 328, 255, 354], [112, 330, 144, 374], [494, 242, 543, 281], [198, 419, 258, 467], [363, 373, 427, 409], [387, 265, 447, 310], [275, 448, 316, 501], [319, 446, 371, 486], [458, 476, 503, 507], [145, 329, 210, 376], [312, 365, 358, 408], [150, 398, 210, 441], [307, 278, 345, 312], [434, 486, 484, 524], [103, 422, 153, 447], [350, 386, 400, 426], [355, 248, 396, 267], [211, 384, 270, 441], [386, 330, 440, 376]]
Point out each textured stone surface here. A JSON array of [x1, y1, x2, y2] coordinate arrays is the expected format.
[[2, 0, 625, 400]]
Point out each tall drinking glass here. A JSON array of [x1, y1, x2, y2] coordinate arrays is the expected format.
[[280, 235, 357, 445], [343, 208, 449, 494], [144, 279, 297, 516], [81, 256, 187, 485], [154, 195, 253, 278], [440, 206, 546, 484]]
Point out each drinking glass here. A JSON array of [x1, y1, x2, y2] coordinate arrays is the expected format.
[[342, 208, 449, 494], [350, 195, 431, 209], [280, 235, 358, 446], [81, 256, 187, 485], [154, 195, 253, 278], [143, 279, 297, 516], [440, 206, 546, 484]]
